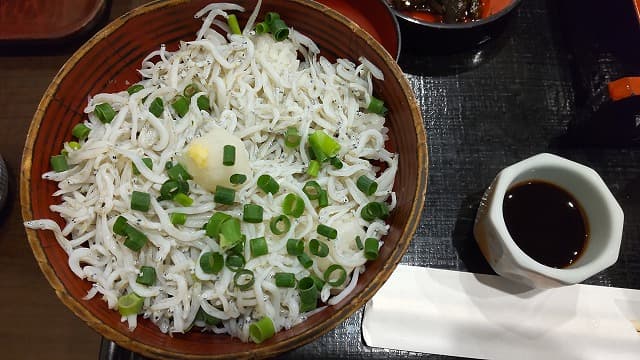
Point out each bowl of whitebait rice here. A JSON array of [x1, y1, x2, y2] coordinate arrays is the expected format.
[[21, 0, 427, 358]]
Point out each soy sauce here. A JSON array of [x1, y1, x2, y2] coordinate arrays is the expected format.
[[502, 181, 588, 268]]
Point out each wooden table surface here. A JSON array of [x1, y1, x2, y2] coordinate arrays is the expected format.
[[0, 2, 150, 359]]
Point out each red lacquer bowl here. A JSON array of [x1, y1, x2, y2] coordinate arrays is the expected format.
[[20, 0, 427, 359]]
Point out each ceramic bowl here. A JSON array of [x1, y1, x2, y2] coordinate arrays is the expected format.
[[20, 0, 428, 358], [473, 153, 624, 288]]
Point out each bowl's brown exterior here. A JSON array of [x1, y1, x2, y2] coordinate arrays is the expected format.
[[20, 0, 428, 358]]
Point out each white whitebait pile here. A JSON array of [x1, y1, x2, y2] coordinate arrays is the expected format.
[[25, 1, 397, 343]]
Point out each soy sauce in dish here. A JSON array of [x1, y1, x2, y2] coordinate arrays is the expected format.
[[502, 180, 588, 269]]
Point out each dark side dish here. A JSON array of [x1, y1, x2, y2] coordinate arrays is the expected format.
[[391, 0, 483, 23]]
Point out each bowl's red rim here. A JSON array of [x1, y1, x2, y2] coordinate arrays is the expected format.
[[20, 0, 428, 358]]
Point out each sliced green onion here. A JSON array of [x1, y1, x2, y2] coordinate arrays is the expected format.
[[170, 212, 187, 226], [234, 269, 255, 291], [123, 226, 148, 252], [307, 160, 320, 177], [219, 217, 242, 250], [255, 21, 270, 34], [94, 103, 116, 124], [127, 84, 144, 95], [132, 157, 152, 175], [271, 18, 289, 41], [330, 157, 343, 169], [229, 236, 245, 256], [196, 307, 221, 326], [356, 175, 378, 196], [275, 272, 296, 288], [286, 238, 304, 256], [165, 161, 173, 170], [72, 123, 91, 140], [130, 191, 150, 212], [367, 96, 388, 115], [249, 316, 276, 344], [214, 185, 235, 205], [303, 181, 321, 200], [230, 173, 247, 185], [183, 83, 199, 98], [225, 254, 245, 272], [361, 202, 389, 221], [227, 14, 242, 34], [317, 224, 337, 240], [355, 236, 364, 250], [113, 216, 128, 236], [117, 293, 144, 316], [284, 127, 301, 148], [309, 239, 329, 257], [282, 193, 304, 218], [159, 180, 188, 201], [364, 237, 380, 260], [309, 274, 325, 291], [167, 163, 192, 182], [309, 130, 340, 161], [318, 189, 329, 208], [269, 215, 291, 235], [297, 252, 313, 268], [205, 212, 232, 239], [197, 95, 210, 112], [257, 174, 279, 194], [243, 204, 263, 223], [149, 97, 164, 117], [173, 192, 193, 206], [222, 145, 235, 166], [50, 154, 68, 172], [200, 251, 224, 274], [67, 141, 81, 150], [324, 264, 347, 287], [136, 266, 156, 286], [250, 236, 268, 258], [265, 12, 280, 24], [297, 276, 318, 312], [171, 95, 189, 117]]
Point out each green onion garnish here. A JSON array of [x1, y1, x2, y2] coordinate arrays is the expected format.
[[243, 204, 263, 223], [255, 21, 270, 34], [297, 276, 318, 312], [72, 123, 91, 140], [323, 264, 347, 286], [149, 97, 164, 117], [355, 236, 364, 250], [222, 145, 236, 166], [172, 192, 192, 207], [171, 95, 189, 117], [130, 191, 150, 212], [196, 307, 221, 326], [367, 96, 388, 115], [361, 201, 389, 221], [219, 217, 242, 250], [227, 14, 242, 35], [271, 18, 289, 41], [356, 175, 378, 196], [269, 215, 291, 235], [282, 193, 304, 218], [127, 84, 144, 95], [303, 181, 321, 200], [113, 216, 128, 236], [136, 266, 156, 286], [50, 154, 68, 172], [117, 293, 144, 316], [275, 272, 296, 288], [183, 83, 199, 98], [308, 130, 340, 161], [265, 12, 280, 24], [286, 238, 304, 256], [229, 236, 245, 256], [205, 212, 232, 239], [132, 157, 153, 175], [94, 103, 116, 124], [257, 174, 279, 194], [297, 252, 313, 268], [230, 173, 247, 185], [309, 274, 325, 291], [167, 163, 192, 182], [284, 127, 301, 148], [67, 141, 81, 150], [249, 316, 276, 344], [170, 212, 187, 226], [123, 225, 148, 252], [234, 269, 255, 291], [197, 95, 210, 112], [250, 236, 269, 258], [317, 224, 337, 240], [307, 160, 321, 177], [309, 239, 329, 257], [159, 180, 188, 201], [318, 189, 329, 208], [200, 251, 224, 274], [225, 254, 245, 272], [330, 157, 343, 169], [214, 185, 235, 205], [364, 237, 380, 260]]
